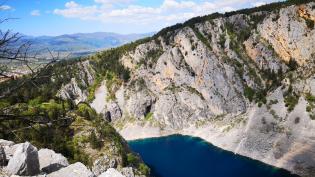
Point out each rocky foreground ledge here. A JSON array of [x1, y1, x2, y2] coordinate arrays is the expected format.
[[0, 140, 130, 177]]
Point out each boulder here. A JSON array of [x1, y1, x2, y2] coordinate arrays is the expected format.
[[38, 149, 69, 173], [47, 162, 94, 177], [0, 139, 14, 147], [6, 142, 40, 176], [0, 146, 6, 166], [98, 168, 125, 177], [4, 144, 22, 162], [0, 139, 16, 162]]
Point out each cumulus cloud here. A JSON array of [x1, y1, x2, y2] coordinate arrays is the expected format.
[[53, 0, 276, 26], [31, 10, 41, 16], [0, 5, 12, 11]]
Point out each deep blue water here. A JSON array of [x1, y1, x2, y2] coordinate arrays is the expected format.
[[128, 135, 299, 177]]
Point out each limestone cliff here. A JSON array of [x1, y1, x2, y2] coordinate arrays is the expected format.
[[56, 1, 315, 177]]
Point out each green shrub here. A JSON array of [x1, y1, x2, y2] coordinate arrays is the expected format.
[[138, 163, 150, 176], [219, 34, 226, 48], [269, 99, 278, 105], [305, 93, 315, 102], [144, 112, 153, 121], [287, 59, 298, 71], [89, 130, 102, 149], [87, 75, 103, 102], [191, 26, 212, 50], [244, 86, 255, 102], [305, 18, 314, 29], [77, 103, 96, 120], [127, 153, 139, 165], [284, 95, 299, 112]]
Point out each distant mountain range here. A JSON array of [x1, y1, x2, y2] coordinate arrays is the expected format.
[[19, 32, 154, 59]]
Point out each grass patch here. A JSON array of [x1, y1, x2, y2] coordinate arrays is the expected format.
[[144, 112, 153, 121]]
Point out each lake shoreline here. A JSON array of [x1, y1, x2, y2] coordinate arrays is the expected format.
[[128, 134, 299, 177], [118, 123, 301, 177]]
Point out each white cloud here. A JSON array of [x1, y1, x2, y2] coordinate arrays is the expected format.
[[53, 0, 275, 29], [0, 5, 12, 11], [31, 10, 41, 16], [65, 1, 79, 8]]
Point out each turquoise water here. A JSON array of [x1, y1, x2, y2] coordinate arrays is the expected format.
[[128, 135, 299, 177]]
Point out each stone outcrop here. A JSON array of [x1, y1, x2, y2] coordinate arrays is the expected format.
[[57, 78, 88, 104], [92, 155, 117, 176], [0, 139, 15, 162], [47, 162, 94, 177], [98, 168, 125, 177], [0, 140, 140, 177], [38, 149, 69, 173], [120, 167, 135, 177], [6, 142, 40, 176], [57, 61, 95, 104]]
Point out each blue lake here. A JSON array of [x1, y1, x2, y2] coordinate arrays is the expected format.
[[128, 135, 299, 177]]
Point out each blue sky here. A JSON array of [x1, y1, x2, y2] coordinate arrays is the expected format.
[[0, 0, 281, 36]]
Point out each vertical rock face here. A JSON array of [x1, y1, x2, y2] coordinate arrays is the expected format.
[[38, 149, 69, 173], [57, 60, 96, 104], [259, 3, 315, 65], [47, 162, 94, 177], [6, 142, 40, 176], [57, 78, 88, 104]]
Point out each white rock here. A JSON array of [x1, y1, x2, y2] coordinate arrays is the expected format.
[[6, 142, 40, 176], [0, 140, 14, 147], [38, 149, 69, 173], [47, 162, 94, 177], [98, 168, 125, 177]]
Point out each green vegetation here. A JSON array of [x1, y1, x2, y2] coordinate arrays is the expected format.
[[219, 34, 226, 48], [304, 18, 315, 29], [105, 71, 123, 101], [127, 153, 139, 165], [287, 59, 298, 71], [137, 48, 164, 69], [187, 86, 205, 100], [126, 153, 150, 176], [244, 86, 267, 105], [284, 94, 299, 112], [305, 93, 315, 102], [89, 130, 102, 149], [87, 75, 103, 102], [154, 0, 314, 42], [269, 99, 279, 105], [305, 93, 315, 114], [244, 86, 255, 102], [191, 26, 212, 50], [138, 163, 150, 176], [77, 103, 97, 120], [144, 112, 153, 121]]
